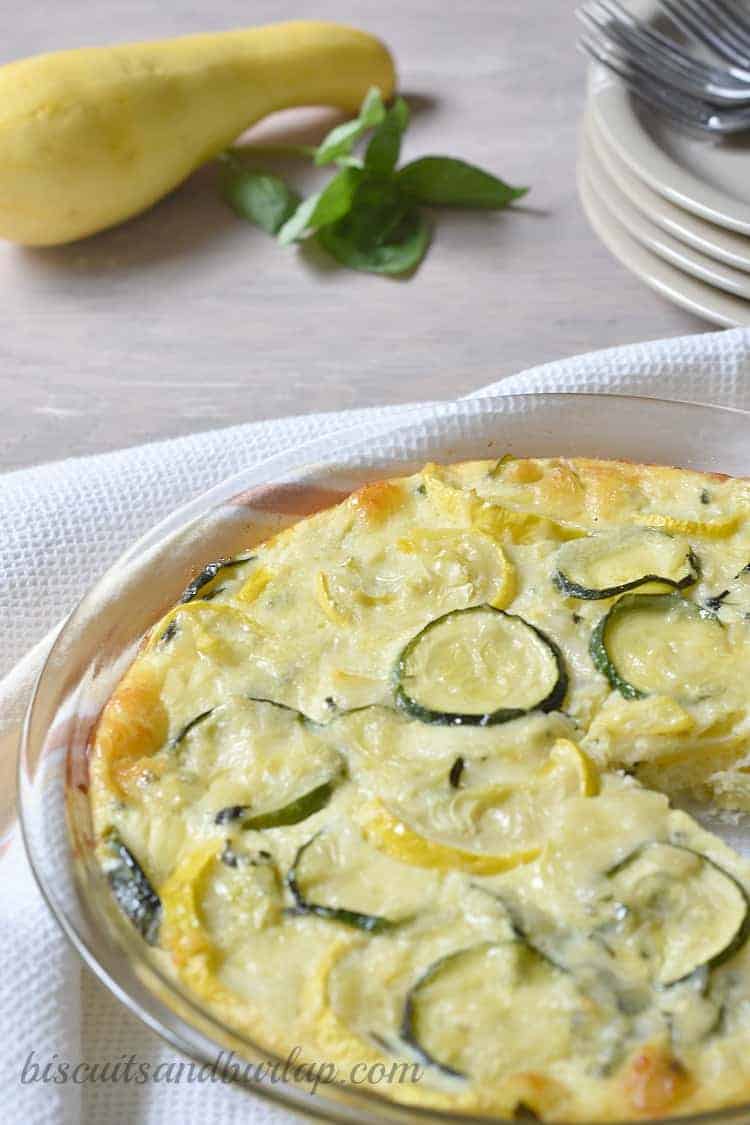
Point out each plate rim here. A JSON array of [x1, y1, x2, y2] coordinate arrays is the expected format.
[[588, 65, 750, 235], [586, 112, 750, 273], [578, 158, 747, 327], [581, 125, 750, 299]]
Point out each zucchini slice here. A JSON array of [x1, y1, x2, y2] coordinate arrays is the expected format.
[[705, 563, 750, 622], [159, 620, 178, 646], [658, 976, 723, 1047], [103, 832, 161, 945], [286, 835, 401, 934], [400, 942, 496, 1078], [208, 700, 343, 830], [180, 553, 256, 603], [401, 939, 576, 1079], [246, 695, 317, 725], [199, 845, 282, 940], [239, 777, 339, 831], [606, 842, 750, 986], [554, 529, 698, 601], [590, 592, 725, 701], [395, 605, 567, 726], [171, 708, 214, 748], [497, 898, 572, 975]]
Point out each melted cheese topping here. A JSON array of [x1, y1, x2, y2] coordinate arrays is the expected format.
[[90, 457, 750, 1120]]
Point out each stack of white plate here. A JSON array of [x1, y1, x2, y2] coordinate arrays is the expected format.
[[581, 64, 750, 326]]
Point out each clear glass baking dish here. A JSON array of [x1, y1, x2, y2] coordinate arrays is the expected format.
[[17, 392, 750, 1125]]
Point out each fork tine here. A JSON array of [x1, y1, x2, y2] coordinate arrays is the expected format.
[[595, 0, 750, 85], [578, 1, 750, 104], [658, 0, 750, 68], [584, 0, 750, 100], [578, 12, 750, 134], [694, 0, 750, 52], [577, 27, 734, 131], [713, 0, 750, 42]]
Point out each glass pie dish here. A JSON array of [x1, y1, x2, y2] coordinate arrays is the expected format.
[[17, 392, 750, 1125]]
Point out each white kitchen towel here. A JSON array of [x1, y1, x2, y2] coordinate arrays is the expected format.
[[3, 324, 750, 1124]]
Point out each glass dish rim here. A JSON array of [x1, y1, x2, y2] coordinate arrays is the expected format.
[[17, 390, 750, 1125]]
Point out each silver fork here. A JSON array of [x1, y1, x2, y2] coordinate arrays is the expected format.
[[582, 0, 750, 100], [576, 0, 750, 133], [660, 0, 750, 68]]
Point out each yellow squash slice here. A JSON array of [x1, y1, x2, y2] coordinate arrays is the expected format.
[[361, 739, 598, 874]]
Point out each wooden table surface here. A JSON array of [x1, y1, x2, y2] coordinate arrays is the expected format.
[[0, 0, 710, 474]]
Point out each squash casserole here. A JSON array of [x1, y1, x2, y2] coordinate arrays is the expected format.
[[90, 457, 750, 1120]]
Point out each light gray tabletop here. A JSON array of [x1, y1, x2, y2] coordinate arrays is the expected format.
[[0, 0, 708, 475]]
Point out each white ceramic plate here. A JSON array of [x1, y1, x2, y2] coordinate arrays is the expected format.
[[587, 0, 750, 236], [587, 113, 750, 273], [578, 159, 750, 326], [581, 125, 750, 299]]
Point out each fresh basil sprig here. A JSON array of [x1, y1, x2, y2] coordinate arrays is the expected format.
[[277, 166, 362, 245], [221, 87, 528, 276], [364, 97, 410, 176], [313, 86, 387, 166], [219, 153, 300, 236]]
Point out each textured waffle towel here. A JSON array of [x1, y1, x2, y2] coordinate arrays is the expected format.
[[3, 325, 750, 1124]]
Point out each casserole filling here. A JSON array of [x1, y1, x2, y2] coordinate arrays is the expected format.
[[90, 457, 750, 1120]]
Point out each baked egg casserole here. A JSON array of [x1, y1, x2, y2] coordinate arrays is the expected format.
[[89, 457, 750, 1120]]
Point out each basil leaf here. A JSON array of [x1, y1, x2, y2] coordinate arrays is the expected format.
[[314, 87, 386, 166], [277, 167, 362, 245], [337, 175, 406, 239], [221, 164, 300, 235], [397, 156, 528, 209], [365, 97, 410, 176], [318, 193, 430, 276]]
